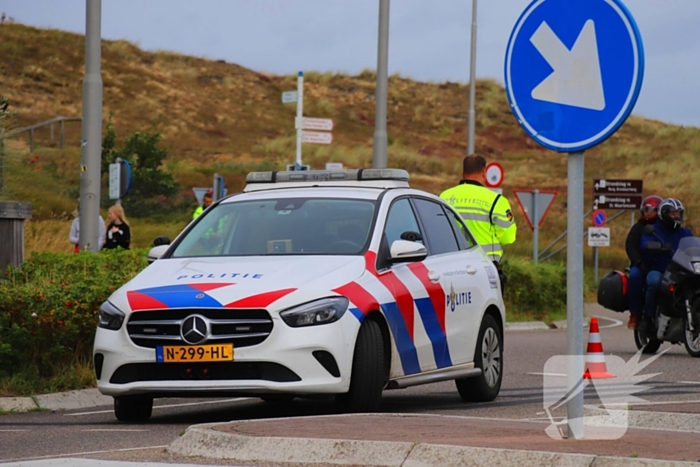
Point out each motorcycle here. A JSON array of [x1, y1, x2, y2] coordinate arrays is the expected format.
[[597, 224, 700, 357]]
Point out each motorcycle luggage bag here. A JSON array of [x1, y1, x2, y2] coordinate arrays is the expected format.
[[597, 270, 629, 312]]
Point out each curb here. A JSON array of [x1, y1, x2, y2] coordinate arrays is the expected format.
[[168, 422, 700, 467], [0, 388, 112, 414], [584, 407, 700, 433], [505, 321, 550, 331]]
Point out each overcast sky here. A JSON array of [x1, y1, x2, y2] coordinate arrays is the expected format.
[[2, 0, 699, 127]]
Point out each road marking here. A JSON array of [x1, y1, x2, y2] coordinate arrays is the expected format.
[[625, 399, 700, 407], [679, 381, 700, 385], [0, 429, 30, 432], [527, 372, 567, 377], [65, 397, 245, 416], [594, 315, 623, 329], [0, 445, 169, 463], [82, 429, 149, 432]]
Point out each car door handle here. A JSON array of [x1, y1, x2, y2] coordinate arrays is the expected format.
[[428, 271, 441, 282], [466, 266, 478, 275]]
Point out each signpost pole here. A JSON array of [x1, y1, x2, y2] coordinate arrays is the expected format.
[[532, 189, 539, 263], [295, 71, 304, 171], [594, 246, 599, 285], [631, 211, 634, 227], [115, 157, 122, 206], [567, 151, 585, 440]]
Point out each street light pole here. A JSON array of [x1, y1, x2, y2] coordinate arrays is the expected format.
[[79, 0, 103, 252], [372, 0, 390, 169], [467, 0, 478, 156]]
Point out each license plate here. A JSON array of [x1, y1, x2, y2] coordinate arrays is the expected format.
[[156, 344, 234, 363]]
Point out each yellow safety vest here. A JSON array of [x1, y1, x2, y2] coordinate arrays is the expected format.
[[192, 206, 204, 220], [440, 180, 517, 262]]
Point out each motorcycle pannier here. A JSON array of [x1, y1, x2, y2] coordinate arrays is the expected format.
[[597, 270, 628, 312]]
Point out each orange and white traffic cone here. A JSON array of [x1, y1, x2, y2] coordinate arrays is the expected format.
[[583, 317, 616, 379]]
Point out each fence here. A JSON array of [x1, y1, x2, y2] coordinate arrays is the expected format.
[[0, 116, 82, 152]]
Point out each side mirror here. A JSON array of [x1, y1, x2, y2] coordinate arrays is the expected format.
[[389, 240, 428, 264], [642, 224, 655, 236], [153, 236, 171, 247], [147, 245, 170, 264]]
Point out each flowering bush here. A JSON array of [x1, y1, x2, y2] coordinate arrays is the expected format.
[[0, 249, 147, 381]]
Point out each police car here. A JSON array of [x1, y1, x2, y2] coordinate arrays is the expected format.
[[93, 168, 506, 421]]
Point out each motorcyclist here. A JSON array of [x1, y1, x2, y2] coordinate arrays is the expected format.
[[637, 198, 693, 337], [625, 195, 662, 329]]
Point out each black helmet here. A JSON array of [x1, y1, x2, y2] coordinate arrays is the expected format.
[[658, 198, 684, 231], [640, 195, 662, 222]]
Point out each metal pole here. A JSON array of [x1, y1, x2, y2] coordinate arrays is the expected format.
[[467, 0, 477, 156], [594, 246, 599, 285], [566, 151, 585, 440], [532, 189, 539, 263], [79, 0, 103, 252], [372, 0, 390, 169], [631, 211, 634, 227], [295, 71, 303, 170], [0, 139, 4, 198], [115, 157, 122, 206], [60, 119, 65, 149]]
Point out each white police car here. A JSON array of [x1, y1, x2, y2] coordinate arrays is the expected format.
[[93, 169, 505, 421]]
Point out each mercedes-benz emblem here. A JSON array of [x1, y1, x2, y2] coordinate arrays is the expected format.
[[181, 315, 209, 344]]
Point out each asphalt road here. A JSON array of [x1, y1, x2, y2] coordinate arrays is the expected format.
[[1, 307, 698, 464]]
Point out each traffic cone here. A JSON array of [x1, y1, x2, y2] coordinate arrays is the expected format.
[[583, 317, 616, 379]]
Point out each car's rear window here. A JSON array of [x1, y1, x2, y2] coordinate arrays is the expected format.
[[172, 197, 376, 257]]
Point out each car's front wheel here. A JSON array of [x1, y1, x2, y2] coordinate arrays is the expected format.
[[114, 396, 153, 422], [456, 313, 502, 402], [336, 319, 386, 413]]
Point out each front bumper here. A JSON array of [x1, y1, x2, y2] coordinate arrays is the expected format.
[[94, 313, 359, 398]]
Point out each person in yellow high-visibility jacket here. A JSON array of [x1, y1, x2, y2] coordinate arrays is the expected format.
[[440, 154, 517, 264]]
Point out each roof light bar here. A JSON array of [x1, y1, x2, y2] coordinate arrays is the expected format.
[[245, 168, 409, 184]]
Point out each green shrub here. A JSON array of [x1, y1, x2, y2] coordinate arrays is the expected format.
[[0, 249, 147, 383], [501, 258, 568, 321]]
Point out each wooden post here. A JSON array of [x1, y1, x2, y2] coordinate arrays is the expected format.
[[0, 201, 32, 271], [29, 129, 34, 152], [50, 122, 55, 144], [60, 119, 65, 149]]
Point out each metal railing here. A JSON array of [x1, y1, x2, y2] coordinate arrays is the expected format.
[[0, 116, 82, 151]]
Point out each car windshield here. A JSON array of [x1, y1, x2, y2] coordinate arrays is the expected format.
[[172, 197, 376, 257]]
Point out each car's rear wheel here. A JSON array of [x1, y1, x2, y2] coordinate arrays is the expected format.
[[336, 319, 385, 413], [114, 396, 153, 422], [456, 314, 502, 402]]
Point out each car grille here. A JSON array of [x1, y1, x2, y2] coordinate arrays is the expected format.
[[126, 308, 273, 349], [109, 362, 301, 384]]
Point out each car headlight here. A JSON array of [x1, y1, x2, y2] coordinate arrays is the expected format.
[[98, 301, 125, 330], [279, 297, 349, 327], [693, 262, 700, 274]]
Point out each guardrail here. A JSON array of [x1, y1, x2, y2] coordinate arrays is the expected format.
[[0, 116, 82, 152]]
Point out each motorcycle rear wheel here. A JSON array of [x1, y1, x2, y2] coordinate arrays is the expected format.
[[683, 301, 700, 357]]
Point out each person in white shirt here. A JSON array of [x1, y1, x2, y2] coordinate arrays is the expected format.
[[69, 203, 106, 252]]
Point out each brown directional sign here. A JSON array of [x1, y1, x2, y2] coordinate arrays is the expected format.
[[593, 179, 643, 195], [593, 194, 642, 210], [593, 179, 643, 210]]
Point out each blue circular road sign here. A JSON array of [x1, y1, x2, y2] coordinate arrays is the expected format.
[[592, 209, 607, 227], [504, 0, 644, 152]]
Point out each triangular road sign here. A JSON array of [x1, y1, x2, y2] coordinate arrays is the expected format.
[[513, 189, 558, 230]]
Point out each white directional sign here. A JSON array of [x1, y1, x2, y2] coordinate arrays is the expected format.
[[588, 227, 610, 247], [296, 117, 334, 131], [301, 131, 333, 145], [281, 91, 298, 104], [530, 20, 605, 111]]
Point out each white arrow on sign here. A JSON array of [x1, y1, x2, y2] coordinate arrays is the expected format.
[[530, 19, 606, 111], [296, 117, 334, 131], [301, 131, 333, 145]]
